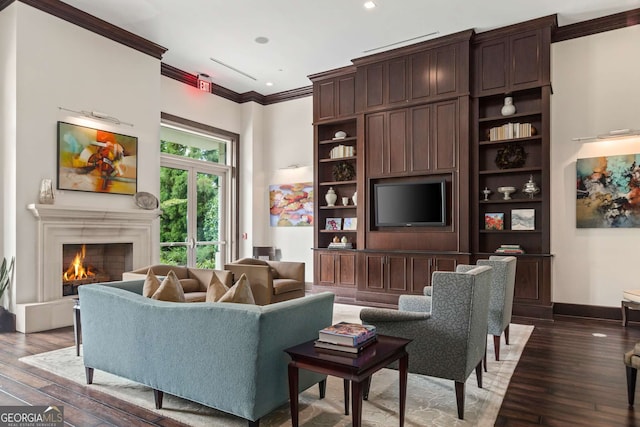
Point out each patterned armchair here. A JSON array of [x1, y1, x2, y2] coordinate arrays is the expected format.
[[400, 255, 517, 362], [359, 265, 492, 420]]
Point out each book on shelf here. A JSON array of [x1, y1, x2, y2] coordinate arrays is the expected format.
[[495, 244, 524, 254], [488, 122, 533, 141], [318, 322, 377, 347], [314, 335, 377, 354]]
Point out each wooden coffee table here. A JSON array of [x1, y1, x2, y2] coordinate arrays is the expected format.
[[285, 334, 411, 427]]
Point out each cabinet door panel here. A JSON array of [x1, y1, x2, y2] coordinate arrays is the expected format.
[[317, 81, 336, 121], [388, 109, 408, 174], [338, 253, 356, 286], [476, 40, 508, 94], [365, 64, 384, 109], [434, 100, 457, 170], [366, 113, 385, 177], [511, 31, 542, 89], [514, 258, 541, 300], [409, 257, 431, 294], [388, 58, 408, 104], [387, 256, 408, 292], [410, 50, 431, 100], [410, 105, 431, 173], [337, 75, 356, 117], [318, 252, 336, 285], [433, 45, 457, 96], [434, 257, 457, 272], [364, 255, 385, 290]]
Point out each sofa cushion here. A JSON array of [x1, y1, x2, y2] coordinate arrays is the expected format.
[[143, 269, 161, 297], [218, 273, 255, 304], [233, 257, 279, 279], [152, 270, 186, 302], [205, 275, 229, 302], [179, 278, 201, 293], [273, 278, 304, 295], [185, 292, 207, 302]]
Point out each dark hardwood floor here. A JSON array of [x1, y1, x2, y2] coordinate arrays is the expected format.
[[1, 315, 639, 426]]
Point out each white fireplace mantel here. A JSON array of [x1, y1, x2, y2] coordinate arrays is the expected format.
[[19, 204, 160, 333]]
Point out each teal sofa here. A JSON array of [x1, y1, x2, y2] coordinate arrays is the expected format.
[[78, 280, 334, 426]]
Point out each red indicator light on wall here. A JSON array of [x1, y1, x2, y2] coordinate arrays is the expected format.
[[197, 73, 212, 92]]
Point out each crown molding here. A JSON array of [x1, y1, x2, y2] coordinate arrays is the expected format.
[[553, 8, 640, 42], [18, 0, 167, 59], [473, 14, 558, 44]]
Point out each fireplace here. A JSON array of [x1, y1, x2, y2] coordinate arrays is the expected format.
[[22, 203, 160, 333], [62, 243, 133, 296]]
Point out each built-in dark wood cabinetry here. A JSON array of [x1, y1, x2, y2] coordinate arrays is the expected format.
[[311, 18, 555, 314], [471, 16, 556, 318]]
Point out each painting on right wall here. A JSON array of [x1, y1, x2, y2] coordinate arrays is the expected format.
[[576, 153, 640, 228]]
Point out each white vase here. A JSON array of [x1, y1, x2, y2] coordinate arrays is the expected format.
[[352, 191, 357, 206], [325, 187, 337, 206], [39, 179, 55, 204], [501, 97, 516, 116]]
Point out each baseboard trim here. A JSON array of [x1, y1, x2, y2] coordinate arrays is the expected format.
[[552, 302, 633, 322]]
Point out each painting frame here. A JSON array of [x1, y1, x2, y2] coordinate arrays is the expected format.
[[576, 153, 640, 228], [343, 217, 357, 230], [485, 212, 504, 230], [57, 121, 138, 195], [269, 182, 313, 227], [511, 209, 535, 230], [325, 217, 342, 231]]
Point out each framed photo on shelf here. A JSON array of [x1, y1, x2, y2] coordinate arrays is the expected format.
[[343, 217, 357, 230], [325, 217, 342, 231], [485, 213, 504, 230], [511, 209, 535, 230]]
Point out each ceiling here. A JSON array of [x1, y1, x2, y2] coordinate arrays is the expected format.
[[60, 0, 640, 96]]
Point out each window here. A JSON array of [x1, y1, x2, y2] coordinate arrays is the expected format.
[[159, 115, 238, 268]]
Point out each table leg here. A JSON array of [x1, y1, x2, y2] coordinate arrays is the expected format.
[[343, 379, 350, 415], [73, 300, 81, 357], [288, 364, 299, 427], [399, 353, 408, 427], [352, 380, 363, 427]]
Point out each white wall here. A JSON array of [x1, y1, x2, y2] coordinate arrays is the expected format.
[[10, 3, 161, 309], [0, 4, 17, 308], [263, 97, 314, 281], [551, 25, 640, 307]]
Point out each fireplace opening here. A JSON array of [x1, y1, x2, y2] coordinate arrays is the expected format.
[[62, 243, 133, 296]]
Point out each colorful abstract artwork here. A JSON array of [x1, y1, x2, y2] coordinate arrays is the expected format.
[[269, 182, 313, 227], [57, 122, 137, 195], [485, 213, 504, 230], [576, 153, 640, 228]]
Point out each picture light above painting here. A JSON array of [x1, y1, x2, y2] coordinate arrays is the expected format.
[[57, 122, 138, 195]]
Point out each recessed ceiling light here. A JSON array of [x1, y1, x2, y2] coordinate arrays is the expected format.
[[364, 1, 376, 9], [255, 36, 269, 44], [266, 82, 274, 87]]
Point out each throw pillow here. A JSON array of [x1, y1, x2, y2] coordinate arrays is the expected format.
[[143, 268, 160, 297], [218, 273, 255, 304], [152, 270, 186, 302], [205, 274, 229, 302]]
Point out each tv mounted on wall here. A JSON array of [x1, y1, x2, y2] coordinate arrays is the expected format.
[[373, 180, 447, 227]]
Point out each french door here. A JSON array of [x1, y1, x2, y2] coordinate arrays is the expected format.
[[159, 155, 229, 269]]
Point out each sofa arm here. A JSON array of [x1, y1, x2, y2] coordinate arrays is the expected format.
[[360, 307, 429, 323], [268, 261, 304, 282], [224, 264, 273, 305]]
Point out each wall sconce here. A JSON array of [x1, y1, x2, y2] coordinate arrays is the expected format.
[[58, 106, 133, 127], [572, 128, 640, 142], [197, 73, 212, 92]]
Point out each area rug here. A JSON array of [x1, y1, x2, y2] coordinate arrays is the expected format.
[[20, 304, 533, 427]]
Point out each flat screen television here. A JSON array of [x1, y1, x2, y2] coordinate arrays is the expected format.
[[374, 180, 446, 227]]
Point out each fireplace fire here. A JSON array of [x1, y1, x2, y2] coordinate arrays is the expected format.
[[62, 243, 133, 296]]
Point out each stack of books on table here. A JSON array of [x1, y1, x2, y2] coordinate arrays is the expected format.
[[314, 322, 377, 355], [495, 244, 525, 254]]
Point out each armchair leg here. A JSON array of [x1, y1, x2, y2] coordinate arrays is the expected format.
[[454, 381, 465, 420], [504, 324, 510, 345], [153, 389, 163, 409], [483, 344, 487, 372], [627, 366, 638, 406], [476, 360, 483, 388], [493, 335, 501, 361], [248, 420, 260, 427], [85, 367, 94, 384]]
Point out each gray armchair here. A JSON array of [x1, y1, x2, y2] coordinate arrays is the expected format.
[[359, 265, 492, 420]]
